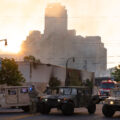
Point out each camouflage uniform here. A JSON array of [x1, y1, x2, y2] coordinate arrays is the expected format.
[[29, 86, 38, 113], [44, 87, 52, 95]]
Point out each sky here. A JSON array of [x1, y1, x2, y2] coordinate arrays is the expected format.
[[0, 0, 120, 68]]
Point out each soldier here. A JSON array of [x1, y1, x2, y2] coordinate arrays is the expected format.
[[43, 84, 52, 95], [29, 85, 39, 113]]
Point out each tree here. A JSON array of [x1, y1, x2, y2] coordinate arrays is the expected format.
[[24, 55, 41, 68], [0, 58, 25, 86], [49, 77, 61, 88], [24, 55, 41, 84], [111, 65, 120, 82]]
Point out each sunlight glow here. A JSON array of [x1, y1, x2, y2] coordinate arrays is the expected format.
[[1, 44, 21, 54], [0, 0, 120, 67], [0, 31, 27, 54]]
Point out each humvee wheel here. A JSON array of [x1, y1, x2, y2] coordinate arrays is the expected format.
[[22, 106, 30, 112], [102, 104, 115, 117], [62, 102, 74, 115], [39, 103, 50, 114], [87, 104, 96, 114], [92, 95, 101, 104]]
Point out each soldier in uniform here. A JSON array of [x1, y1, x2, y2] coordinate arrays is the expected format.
[[43, 85, 52, 95], [29, 85, 39, 113]]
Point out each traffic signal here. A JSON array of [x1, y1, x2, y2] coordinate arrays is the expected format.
[[5, 40, 7, 46]]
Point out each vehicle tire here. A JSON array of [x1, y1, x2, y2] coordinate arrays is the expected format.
[[39, 103, 50, 114], [87, 104, 96, 114], [37, 103, 41, 112], [102, 104, 115, 117], [62, 102, 74, 115], [22, 106, 30, 112], [92, 95, 101, 104]]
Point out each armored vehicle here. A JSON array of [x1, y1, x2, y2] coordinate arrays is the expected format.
[[102, 87, 120, 117], [0, 86, 31, 112], [38, 86, 99, 115]]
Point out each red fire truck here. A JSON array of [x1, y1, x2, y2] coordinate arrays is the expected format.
[[98, 80, 117, 100]]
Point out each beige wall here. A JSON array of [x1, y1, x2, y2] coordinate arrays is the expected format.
[[18, 62, 66, 83], [17, 61, 94, 92]]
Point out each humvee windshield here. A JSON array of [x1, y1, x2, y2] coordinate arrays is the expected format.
[[50, 88, 77, 95], [111, 90, 120, 97], [58, 88, 77, 95]]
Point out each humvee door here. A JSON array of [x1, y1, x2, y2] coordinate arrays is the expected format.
[[77, 88, 91, 107], [19, 87, 30, 104], [6, 88, 18, 104]]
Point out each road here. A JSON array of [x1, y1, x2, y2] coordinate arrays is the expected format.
[[0, 104, 120, 120]]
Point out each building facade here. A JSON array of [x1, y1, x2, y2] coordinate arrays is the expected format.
[[22, 3, 107, 77], [17, 61, 94, 93]]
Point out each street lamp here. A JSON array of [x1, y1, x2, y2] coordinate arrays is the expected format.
[[0, 39, 7, 46], [65, 57, 75, 86]]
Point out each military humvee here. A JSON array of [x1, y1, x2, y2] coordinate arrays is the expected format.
[[102, 87, 120, 117], [0, 86, 31, 112], [38, 86, 99, 115]]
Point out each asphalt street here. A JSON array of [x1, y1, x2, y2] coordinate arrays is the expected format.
[[0, 104, 120, 120]]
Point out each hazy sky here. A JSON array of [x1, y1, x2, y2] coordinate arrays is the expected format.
[[0, 0, 120, 67]]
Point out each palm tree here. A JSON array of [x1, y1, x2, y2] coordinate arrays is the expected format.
[[24, 55, 41, 83]]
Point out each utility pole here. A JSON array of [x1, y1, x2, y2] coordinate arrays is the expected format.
[[0, 39, 7, 71], [65, 57, 75, 86]]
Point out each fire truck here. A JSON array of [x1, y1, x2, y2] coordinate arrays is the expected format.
[[98, 80, 117, 100]]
